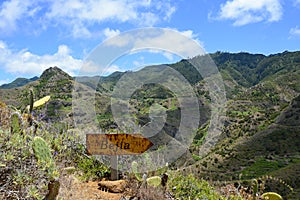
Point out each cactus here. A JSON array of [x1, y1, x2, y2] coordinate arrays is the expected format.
[[252, 179, 258, 200], [25, 90, 50, 127], [261, 192, 283, 200], [29, 89, 34, 114], [11, 112, 21, 134], [32, 136, 60, 200], [25, 89, 34, 126], [146, 176, 162, 187], [131, 161, 143, 181], [32, 136, 52, 164], [131, 161, 164, 187], [32, 136, 58, 178]]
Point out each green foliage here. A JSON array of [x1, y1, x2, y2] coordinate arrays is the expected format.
[[0, 77, 38, 89], [1, 51, 300, 199], [192, 154, 202, 161], [169, 173, 227, 199], [252, 179, 259, 199], [27, 185, 43, 200], [0, 127, 48, 198], [169, 59, 203, 85], [242, 158, 282, 179], [131, 161, 143, 181], [32, 136, 59, 180], [10, 112, 21, 134], [0, 104, 110, 199], [146, 176, 161, 187], [192, 123, 209, 147], [77, 154, 109, 181], [261, 192, 283, 200], [32, 136, 52, 162]]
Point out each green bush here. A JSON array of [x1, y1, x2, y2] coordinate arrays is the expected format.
[[0, 105, 109, 199], [77, 155, 109, 181], [168, 173, 227, 200]]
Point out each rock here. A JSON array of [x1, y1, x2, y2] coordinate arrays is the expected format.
[[45, 180, 60, 200], [98, 180, 127, 193]]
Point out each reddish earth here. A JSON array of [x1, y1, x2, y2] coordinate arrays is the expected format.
[[57, 175, 123, 200]]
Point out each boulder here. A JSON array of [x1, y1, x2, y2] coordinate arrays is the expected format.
[[98, 180, 127, 193]]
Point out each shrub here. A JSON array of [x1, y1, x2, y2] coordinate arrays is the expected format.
[[168, 173, 227, 199]]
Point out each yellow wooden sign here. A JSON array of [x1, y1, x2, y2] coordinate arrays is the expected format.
[[86, 134, 153, 155]]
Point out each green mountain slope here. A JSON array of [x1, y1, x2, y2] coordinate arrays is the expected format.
[[0, 51, 299, 198], [0, 76, 38, 89]]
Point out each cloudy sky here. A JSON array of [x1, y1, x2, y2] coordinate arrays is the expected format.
[[0, 0, 299, 85]]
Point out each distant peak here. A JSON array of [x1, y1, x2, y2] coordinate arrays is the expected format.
[[0, 76, 38, 89], [40, 66, 72, 81]]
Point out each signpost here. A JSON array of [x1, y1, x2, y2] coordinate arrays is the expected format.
[[86, 134, 153, 180]]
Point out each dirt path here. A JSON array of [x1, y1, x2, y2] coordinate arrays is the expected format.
[[57, 175, 123, 200]]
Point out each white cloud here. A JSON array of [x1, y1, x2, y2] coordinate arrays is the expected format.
[[216, 0, 283, 26], [138, 12, 160, 26], [76, 28, 205, 77], [0, 0, 176, 38], [72, 22, 93, 38], [148, 49, 174, 61], [103, 28, 120, 39], [163, 3, 176, 21], [162, 51, 174, 61], [0, 0, 33, 33], [132, 56, 145, 68], [0, 40, 82, 77], [181, 30, 196, 38], [44, 0, 176, 38], [79, 60, 122, 76], [104, 28, 204, 58], [0, 78, 10, 85], [289, 26, 300, 37]]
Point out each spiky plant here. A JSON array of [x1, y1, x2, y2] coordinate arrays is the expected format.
[[32, 137, 52, 164], [10, 112, 21, 134], [29, 89, 34, 114], [131, 161, 143, 181], [261, 192, 283, 200], [32, 136, 59, 179], [32, 136, 60, 200], [252, 179, 258, 200], [146, 176, 161, 187]]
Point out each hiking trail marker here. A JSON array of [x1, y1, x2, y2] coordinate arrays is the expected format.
[[86, 134, 153, 155], [86, 134, 153, 180]]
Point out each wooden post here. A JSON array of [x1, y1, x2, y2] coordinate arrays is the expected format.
[[110, 155, 118, 180]]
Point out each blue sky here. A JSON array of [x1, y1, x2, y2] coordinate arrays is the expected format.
[[0, 0, 300, 85]]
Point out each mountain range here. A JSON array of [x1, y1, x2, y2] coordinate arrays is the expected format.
[[0, 50, 299, 198], [0, 76, 39, 89]]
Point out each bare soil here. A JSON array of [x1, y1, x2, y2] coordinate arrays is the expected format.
[[57, 175, 123, 200]]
